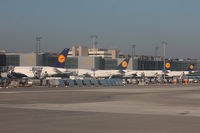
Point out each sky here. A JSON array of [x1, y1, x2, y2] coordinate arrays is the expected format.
[[1, 0, 200, 59]]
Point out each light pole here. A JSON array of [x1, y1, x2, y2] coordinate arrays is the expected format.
[[155, 46, 159, 57], [155, 46, 159, 70], [36, 35, 42, 55], [90, 35, 98, 77], [132, 44, 136, 59], [162, 41, 167, 81], [131, 44, 136, 70]]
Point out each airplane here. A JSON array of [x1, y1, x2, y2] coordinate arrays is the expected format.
[[123, 61, 195, 78], [9, 48, 72, 78], [68, 57, 130, 78], [122, 60, 171, 78], [123, 69, 163, 78], [166, 63, 195, 77]]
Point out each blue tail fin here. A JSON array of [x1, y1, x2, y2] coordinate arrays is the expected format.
[[162, 61, 171, 72], [187, 64, 194, 71], [117, 57, 130, 70], [51, 48, 70, 68]]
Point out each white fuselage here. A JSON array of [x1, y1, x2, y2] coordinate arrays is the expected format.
[[167, 71, 190, 77], [13, 66, 69, 78], [124, 69, 190, 77], [68, 69, 190, 78], [124, 70, 163, 77], [68, 69, 122, 78], [13, 66, 191, 79]]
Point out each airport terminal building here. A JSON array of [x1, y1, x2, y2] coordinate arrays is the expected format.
[[0, 46, 200, 72]]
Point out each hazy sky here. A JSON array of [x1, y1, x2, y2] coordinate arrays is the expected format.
[[1, 0, 200, 59]]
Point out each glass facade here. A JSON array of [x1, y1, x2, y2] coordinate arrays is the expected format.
[[95, 57, 104, 70], [46, 56, 58, 66], [37, 54, 58, 66], [2, 53, 200, 71], [135, 59, 163, 70], [65, 57, 78, 69], [0, 54, 6, 66], [36, 54, 44, 66], [171, 61, 198, 71], [6, 55, 20, 66], [134, 59, 200, 71], [104, 58, 117, 70]]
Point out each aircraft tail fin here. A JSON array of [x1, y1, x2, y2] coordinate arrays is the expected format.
[[51, 48, 70, 68], [117, 57, 130, 70], [188, 64, 195, 71], [165, 61, 171, 70]]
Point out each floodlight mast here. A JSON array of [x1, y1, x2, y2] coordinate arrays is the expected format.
[[131, 44, 136, 70], [155, 46, 159, 70], [131, 44, 136, 59], [36, 35, 42, 55], [90, 35, 98, 77], [162, 41, 167, 81]]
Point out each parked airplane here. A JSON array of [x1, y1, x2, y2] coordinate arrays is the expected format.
[[124, 61, 195, 78], [123, 61, 171, 77], [68, 57, 130, 78], [166, 64, 195, 77], [9, 48, 71, 78], [124, 70, 162, 77]]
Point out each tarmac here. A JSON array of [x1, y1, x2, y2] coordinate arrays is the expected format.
[[1, 84, 200, 133]]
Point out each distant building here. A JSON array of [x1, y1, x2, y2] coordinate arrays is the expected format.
[[70, 46, 88, 57], [69, 46, 119, 59], [0, 50, 6, 54], [0, 46, 200, 71]]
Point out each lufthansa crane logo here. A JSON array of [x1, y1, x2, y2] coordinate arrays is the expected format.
[[58, 54, 66, 63], [122, 61, 128, 68], [190, 65, 194, 70], [165, 62, 171, 69], [28, 57, 34, 63], [86, 59, 92, 65]]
